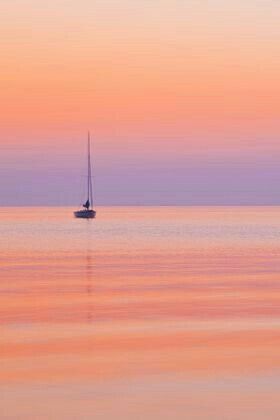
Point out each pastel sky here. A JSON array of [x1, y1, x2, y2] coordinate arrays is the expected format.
[[0, 0, 280, 205]]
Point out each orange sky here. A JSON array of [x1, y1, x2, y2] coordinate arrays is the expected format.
[[0, 1, 280, 204]]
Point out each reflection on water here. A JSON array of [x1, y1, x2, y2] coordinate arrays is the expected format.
[[1, 206, 280, 419], [86, 249, 93, 323]]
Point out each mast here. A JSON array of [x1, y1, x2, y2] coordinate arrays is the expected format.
[[87, 131, 93, 209]]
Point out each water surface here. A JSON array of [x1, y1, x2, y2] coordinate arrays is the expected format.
[[1, 206, 280, 419]]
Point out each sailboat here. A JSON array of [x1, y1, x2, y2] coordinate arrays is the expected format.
[[74, 133, 96, 219]]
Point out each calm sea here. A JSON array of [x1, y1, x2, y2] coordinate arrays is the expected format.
[[1, 206, 280, 419]]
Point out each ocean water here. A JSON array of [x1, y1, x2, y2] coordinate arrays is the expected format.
[[1, 206, 280, 419]]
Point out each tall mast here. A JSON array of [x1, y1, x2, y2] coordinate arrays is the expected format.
[[87, 131, 93, 208]]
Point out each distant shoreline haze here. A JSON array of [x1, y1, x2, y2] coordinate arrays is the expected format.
[[0, 157, 280, 206]]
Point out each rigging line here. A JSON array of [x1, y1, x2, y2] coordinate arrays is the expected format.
[[88, 131, 95, 208]]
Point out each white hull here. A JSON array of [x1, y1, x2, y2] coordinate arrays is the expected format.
[[74, 209, 96, 219]]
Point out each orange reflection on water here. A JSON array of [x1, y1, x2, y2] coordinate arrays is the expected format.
[[1, 207, 280, 419]]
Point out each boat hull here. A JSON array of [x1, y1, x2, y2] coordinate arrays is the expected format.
[[74, 210, 96, 219]]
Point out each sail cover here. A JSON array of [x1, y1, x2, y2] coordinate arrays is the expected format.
[[83, 200, 90, 209]]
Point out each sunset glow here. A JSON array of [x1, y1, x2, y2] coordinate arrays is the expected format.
[[2, 3, 280, 419], [0, 1, 279, 205]]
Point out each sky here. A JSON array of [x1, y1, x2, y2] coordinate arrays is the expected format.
[[0, 0, 280, 205]]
